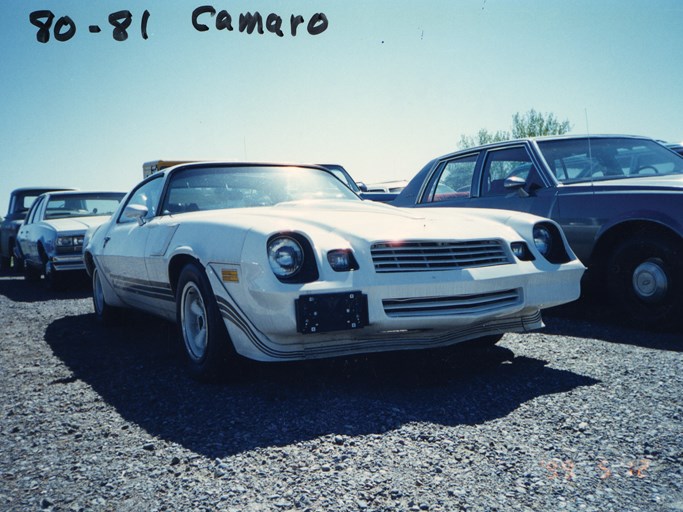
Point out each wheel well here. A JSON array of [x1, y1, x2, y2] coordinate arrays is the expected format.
[[591, 221, 682, 270], [37, 242, 48, 263], [168, 255, 201, 295], [84, 251, 95, 276]]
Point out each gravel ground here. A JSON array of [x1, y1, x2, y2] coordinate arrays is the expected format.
[[1, 272, 682, 512]]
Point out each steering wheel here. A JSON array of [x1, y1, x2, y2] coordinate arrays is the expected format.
[[635, 165, 659, 175]]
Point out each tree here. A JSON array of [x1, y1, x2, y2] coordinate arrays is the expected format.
[[457, 129, 510, 150], [511, 109, 572, 139], [458, 109, 572, 149]]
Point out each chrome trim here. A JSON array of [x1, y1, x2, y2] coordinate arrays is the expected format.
[[371, 239, 510, 273], [382, 289, 521, 318]]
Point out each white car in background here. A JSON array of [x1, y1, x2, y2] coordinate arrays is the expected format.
[[16, 191, 125, 289], [84, 162, 584, 380]]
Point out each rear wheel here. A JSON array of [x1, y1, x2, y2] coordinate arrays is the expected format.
[[607, 233, 683, 329], [177, 262, 237, 381]]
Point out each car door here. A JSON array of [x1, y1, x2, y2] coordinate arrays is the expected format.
[[415, 153, 481, 208], [16, 195, 47, 268], [94, 177, 171, 314], [470, 145, 560, 219]]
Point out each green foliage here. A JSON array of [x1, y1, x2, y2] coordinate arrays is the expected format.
[[458, 109, 572, 149], [458, 129, 511, 150], [511, 109, 572, 138]]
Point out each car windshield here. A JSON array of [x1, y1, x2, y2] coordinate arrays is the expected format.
[[162, 165, 360, 214], [536, 137, 683, 184], [45, 193, 123, 219]]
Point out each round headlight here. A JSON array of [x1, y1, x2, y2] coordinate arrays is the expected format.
[[268, 237, 304, 278], [533, 225, 553, 257]]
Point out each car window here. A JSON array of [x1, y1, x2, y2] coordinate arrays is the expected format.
[[20, 194, 41, 211], [25, 196, 45, 224], [118, 177, 164, 224], [161, 165, 358, 214], [537, 137, 683, 183], [480, 147, 535, 197], [44, 194, 123, 219], [422, 154, 478, 203]]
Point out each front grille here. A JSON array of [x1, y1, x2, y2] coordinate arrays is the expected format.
[[371, 240, 510, 273], [383, 289, 521, 318]]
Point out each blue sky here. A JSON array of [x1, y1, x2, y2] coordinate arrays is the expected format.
[[2, 0, 682, 214]]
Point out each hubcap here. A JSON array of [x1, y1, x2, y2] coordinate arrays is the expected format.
[[632, 259, 668, 302], [94, 270, 105, 314], [181, 283, 208, 361]]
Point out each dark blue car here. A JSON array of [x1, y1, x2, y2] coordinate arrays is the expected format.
[[393, 135, 683, 328]]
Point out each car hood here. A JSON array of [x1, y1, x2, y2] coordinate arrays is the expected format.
[[43, 216, 112, 232], [174, 200, 530, 241]]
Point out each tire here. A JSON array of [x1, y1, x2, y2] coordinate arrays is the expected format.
[[607, 233, 683, 329], [23, 259, 41, 282], [9, 240, 23, 274], [176, 262, 237, 381], [44, 260, 64, 291], [92, 267, 120, 325]]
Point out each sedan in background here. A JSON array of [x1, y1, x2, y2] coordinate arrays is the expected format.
[[1, 187, 73, 271], [665, 143, 683, 157], [85, 161, 584, 381], [16, 190, 125, 289], [319, 164, 399, 203], [393, 135, 683, 328]]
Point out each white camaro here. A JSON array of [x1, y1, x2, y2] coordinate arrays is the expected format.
[[84, 162, 584, 380]]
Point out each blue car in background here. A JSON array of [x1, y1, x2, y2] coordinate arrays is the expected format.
[[393, 135, 683, 328]]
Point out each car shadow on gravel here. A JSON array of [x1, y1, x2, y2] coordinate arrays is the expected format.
[[44, 311, 599, 459], [0, 274, 90, 302], [543, 296, 683, 352]]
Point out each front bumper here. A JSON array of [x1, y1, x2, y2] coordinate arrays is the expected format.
[[207, 260, 584, 362], [51, 254, 86, 272]]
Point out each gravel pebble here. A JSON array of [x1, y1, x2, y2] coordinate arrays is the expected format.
[[1, 274, 682, 511]]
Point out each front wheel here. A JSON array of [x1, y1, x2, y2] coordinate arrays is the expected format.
[[92, 267, 120, 325], [607, 234, 683, 329], [44, 260, 64, 290], [23, 259, 41, 282], [176, 262, 237, 381]]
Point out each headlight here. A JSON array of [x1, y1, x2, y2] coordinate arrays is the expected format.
[[56, 236, 74, 247], [533, 225, 553, 257], [510, 241, 534, 261], [327, 249, 359, 272], [268, 237, 304, 278]]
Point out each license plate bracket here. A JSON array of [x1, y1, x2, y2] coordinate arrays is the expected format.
[[296, 291, 368, 334]]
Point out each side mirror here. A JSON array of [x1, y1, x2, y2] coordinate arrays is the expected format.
[[124, 204, 149, 225], [356, 181, 368, 192], [504, 176, 530, 198], [504, 175, 526, 190]]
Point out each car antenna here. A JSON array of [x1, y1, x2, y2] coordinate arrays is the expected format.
[[585, 108, 593, 163]]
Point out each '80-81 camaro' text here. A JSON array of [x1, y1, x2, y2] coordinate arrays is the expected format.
[[29, 7, 329, 43]]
